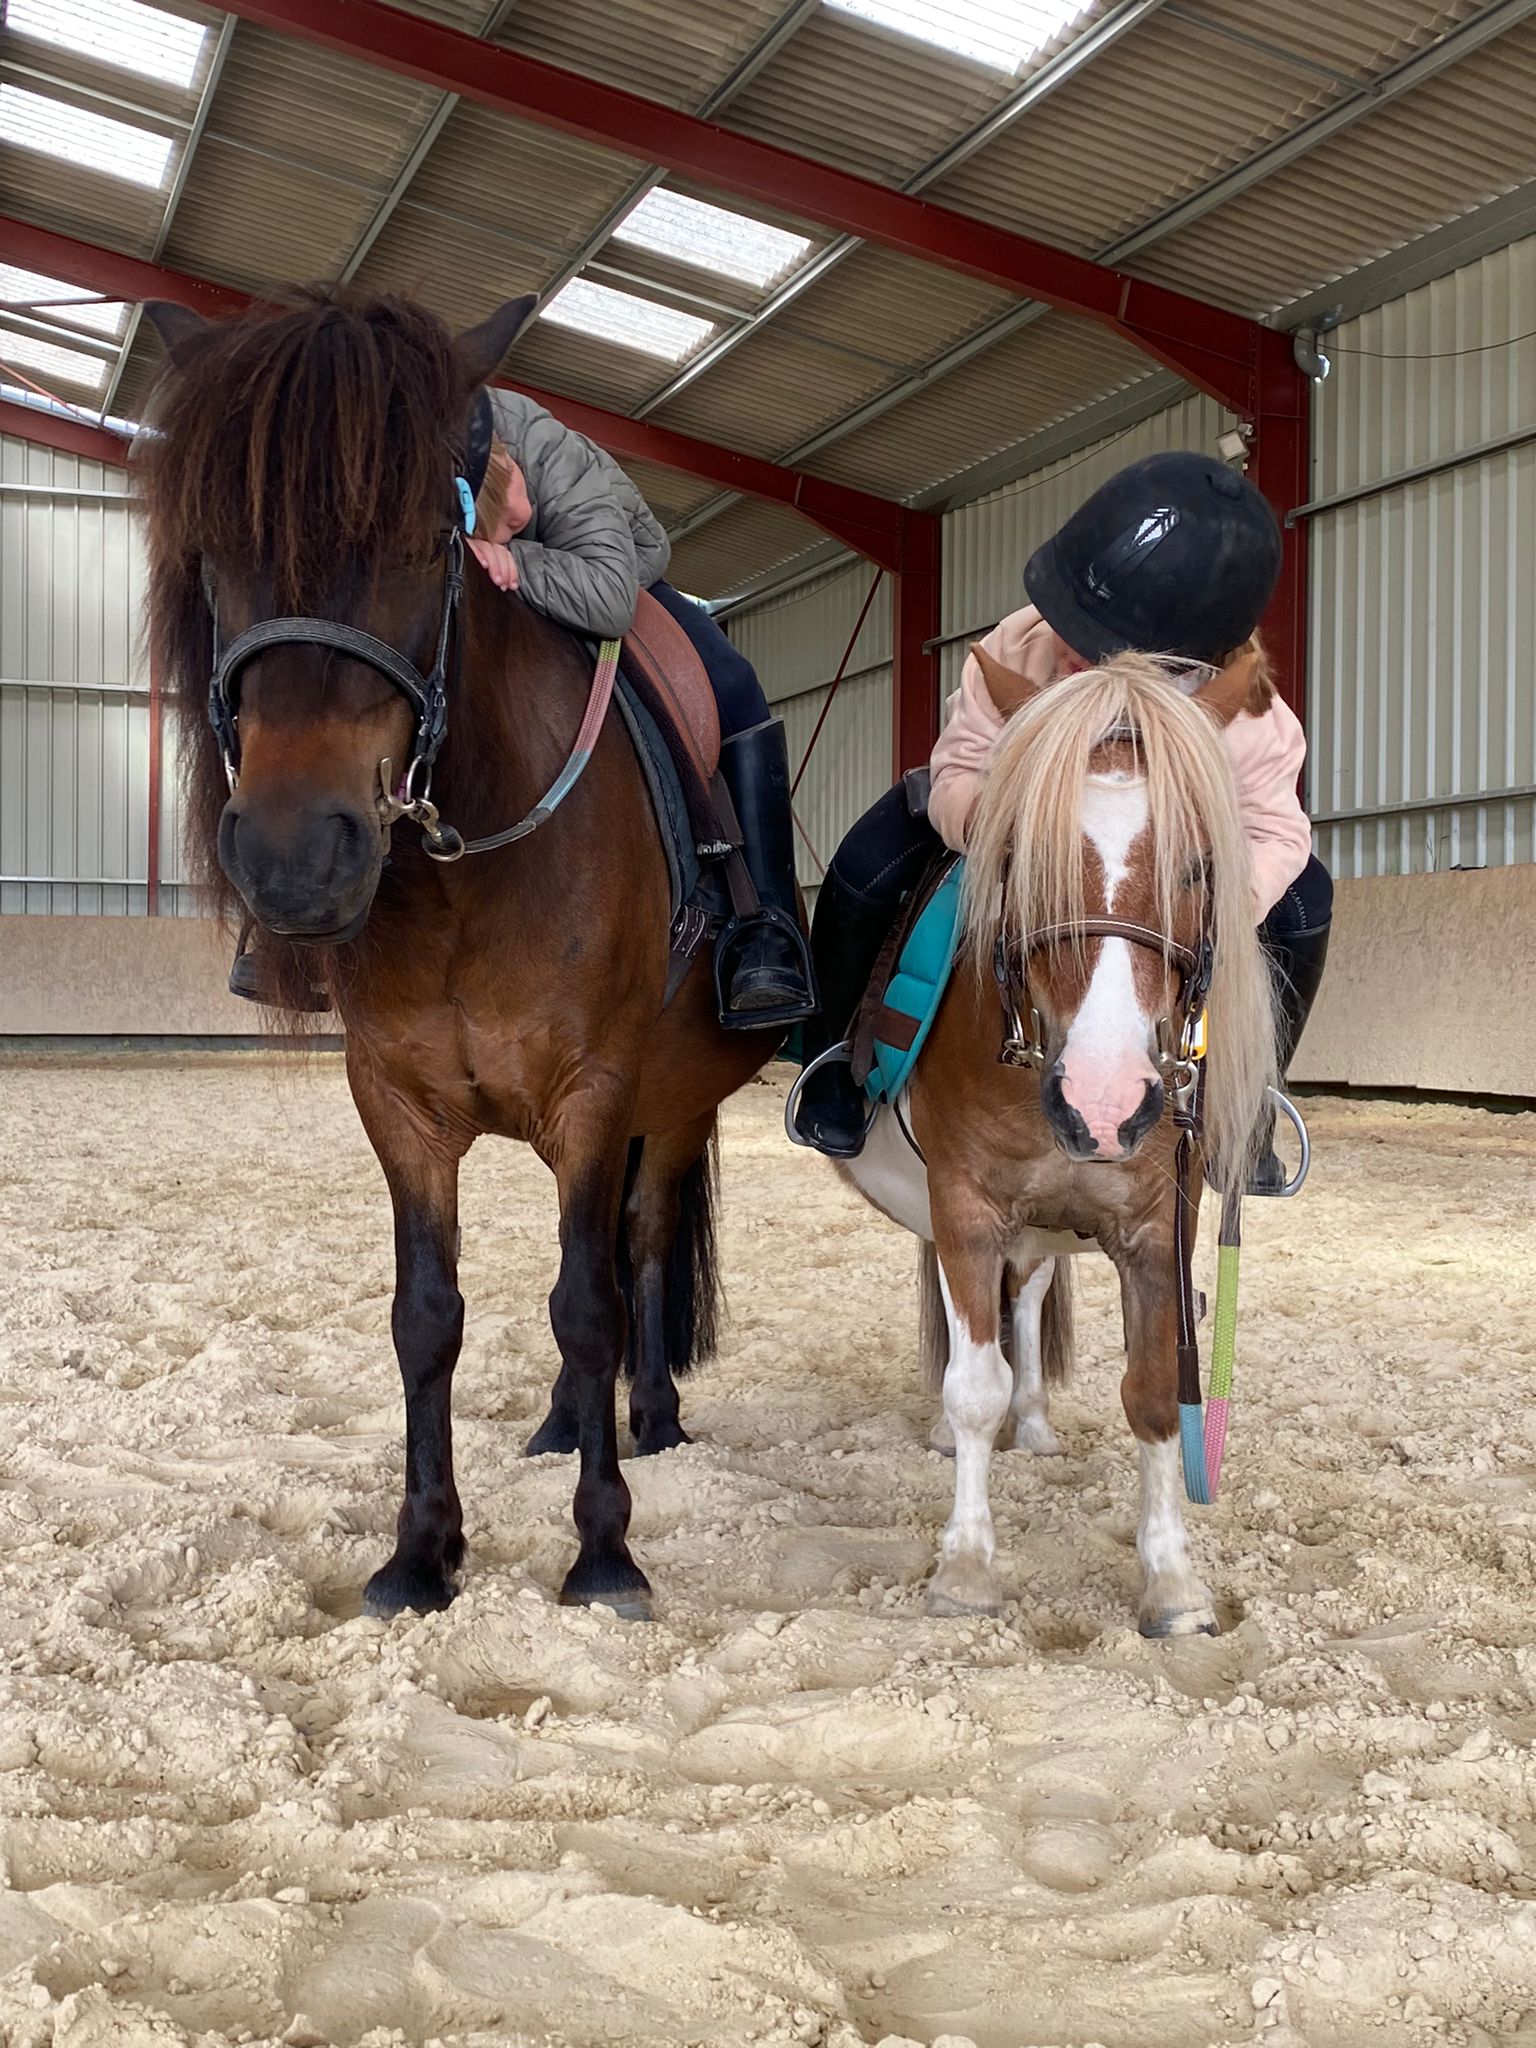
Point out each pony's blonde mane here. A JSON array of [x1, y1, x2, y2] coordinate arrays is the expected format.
[[961, 654, 1277, 1189]]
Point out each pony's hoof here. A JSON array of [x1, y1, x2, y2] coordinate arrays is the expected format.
[[928, 1415, 956, 1457], [559, 1557, 652, 1622], [631, 1417, 691, 1457], [362, 1557, 458, 1617], [1009, 1416, 1064, 1456], [524, 1409, 579, 1457], [926, 1558, 999, 1617], [1139, 1597, 1220, 1639]]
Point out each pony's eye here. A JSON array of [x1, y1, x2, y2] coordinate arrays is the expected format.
[[1181, 858, 1209, 892]]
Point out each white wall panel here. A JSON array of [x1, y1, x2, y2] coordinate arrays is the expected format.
[[0, 431, 151, 915], [1309, 232, 1536, 879]]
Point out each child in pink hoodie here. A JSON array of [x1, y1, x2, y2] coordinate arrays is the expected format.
[[791, 451, 1332, 1179]]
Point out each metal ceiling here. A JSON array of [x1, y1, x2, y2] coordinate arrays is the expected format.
[[4, 0, 1536, 598]]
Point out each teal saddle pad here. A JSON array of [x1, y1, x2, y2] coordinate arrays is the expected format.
[[864, 861, 965, 1104]]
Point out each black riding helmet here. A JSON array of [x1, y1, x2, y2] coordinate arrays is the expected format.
[[1023, 451, 1282, 667]]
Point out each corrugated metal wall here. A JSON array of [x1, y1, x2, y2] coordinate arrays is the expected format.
[[725, 390, 1232, 885], [0, 430, 163, 915], [1308, 232, 1536, 881], [726, 561, 892, 896]]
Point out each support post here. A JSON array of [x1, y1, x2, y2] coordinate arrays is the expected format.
[[1248, 330, 1312, 730], [893, 511, 942, 776]]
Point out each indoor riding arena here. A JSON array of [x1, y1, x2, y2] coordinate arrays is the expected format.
[[3, 3, 1536, 2046]]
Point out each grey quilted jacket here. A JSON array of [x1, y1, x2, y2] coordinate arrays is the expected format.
[[488, 390, 672, 638]]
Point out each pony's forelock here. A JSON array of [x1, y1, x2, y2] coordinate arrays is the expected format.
[[961, 654, 1277, 1189], [134, 289, 470, 925]]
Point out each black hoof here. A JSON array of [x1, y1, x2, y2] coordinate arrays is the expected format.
[[362, 1554, 459, 1617], [631, 1416, 691, 1457], [559, 1554, 652, 1621], [524, 1409, 580, 1457]]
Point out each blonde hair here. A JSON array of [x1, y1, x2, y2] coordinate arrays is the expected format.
[[961, 653, 1277, 1190], [474, 435, 514, 541]]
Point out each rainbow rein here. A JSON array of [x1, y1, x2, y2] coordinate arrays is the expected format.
[[1178, 1088, 1311, 1504]]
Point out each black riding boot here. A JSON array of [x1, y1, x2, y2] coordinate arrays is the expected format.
[[1250, 920, 1331, 1193], [228, 923, 332, 1012], [714, 719, 818, 1028], [789, 868, 905, 1157]]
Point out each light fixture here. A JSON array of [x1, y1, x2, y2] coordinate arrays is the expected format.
[[1292, 307, 1343, 383], [823, 0, 1093, 73], [614, 190, 812, 291], [540, 279, 714, 363], [1217, 428, 1250, 469], [0, 85, 175, 186]]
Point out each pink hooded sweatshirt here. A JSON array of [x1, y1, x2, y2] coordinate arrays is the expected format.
[[928, 604, 1313, 924]]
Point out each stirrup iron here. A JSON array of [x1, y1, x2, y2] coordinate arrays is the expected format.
[[784, 1040, 880, 1150]]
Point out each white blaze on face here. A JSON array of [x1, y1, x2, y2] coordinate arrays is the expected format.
[[1057, 768, 1158, 1156]]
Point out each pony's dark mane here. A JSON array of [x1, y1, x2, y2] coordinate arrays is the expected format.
[[135, 290, 476, 926], [138, 288, 461, 609]]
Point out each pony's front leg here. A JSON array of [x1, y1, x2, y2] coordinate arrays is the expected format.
[[1119, 1258, 1218, 1638], [928, 1239, 1013, 1617], [550, 1098, 651, 1619], [353, 1108, 469, 1618]]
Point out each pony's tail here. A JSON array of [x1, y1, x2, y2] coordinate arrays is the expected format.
[[669, 1127, 722, 1371], [1041, 1260, 1074, 1386], [618, 1125, 722, 1379], [918, 1241, 948, 1391]]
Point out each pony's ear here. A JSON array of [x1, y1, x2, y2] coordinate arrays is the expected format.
[[453, 295, 538, 388], [1194, 650, 1260, 728], [972, 643, 1041, 721], [143, 300, 209, 365]]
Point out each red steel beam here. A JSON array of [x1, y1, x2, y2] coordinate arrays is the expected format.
[[514, 382, 904, 566], [892, 511, 942, 774], [0, 395, 131, 467], [0, 218, 908, 565], [212, 0, 1268, 414]]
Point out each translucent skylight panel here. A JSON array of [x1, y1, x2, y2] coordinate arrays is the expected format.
[[0, 328, 108, 394], [539, 279, 714, 363], [0, 263, 125, 337], [6, 0, 207, 90], [824, 0, 1093, 72], [0, 85, 174, 185], [614, 190, 812, 290]]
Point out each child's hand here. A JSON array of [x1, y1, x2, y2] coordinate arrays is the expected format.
[[469, 537, 519, 591]]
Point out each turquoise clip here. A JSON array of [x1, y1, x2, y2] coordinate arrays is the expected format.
[[455, 476, 476, 535]]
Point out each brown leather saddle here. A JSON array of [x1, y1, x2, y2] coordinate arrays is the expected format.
[[616, 591, 772, 1004], [622, 589, 721, 785]]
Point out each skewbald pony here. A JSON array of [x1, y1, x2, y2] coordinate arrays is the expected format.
[[960, 650, 1278, 1190]]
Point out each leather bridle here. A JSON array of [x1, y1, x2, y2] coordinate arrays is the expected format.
[[205, 530, 466, 853], [994, 914, 1213, 1109]]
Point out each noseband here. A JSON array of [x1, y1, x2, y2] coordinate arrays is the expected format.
[[204, 532, 466, 856], [994, 915, 1214, 1112]]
